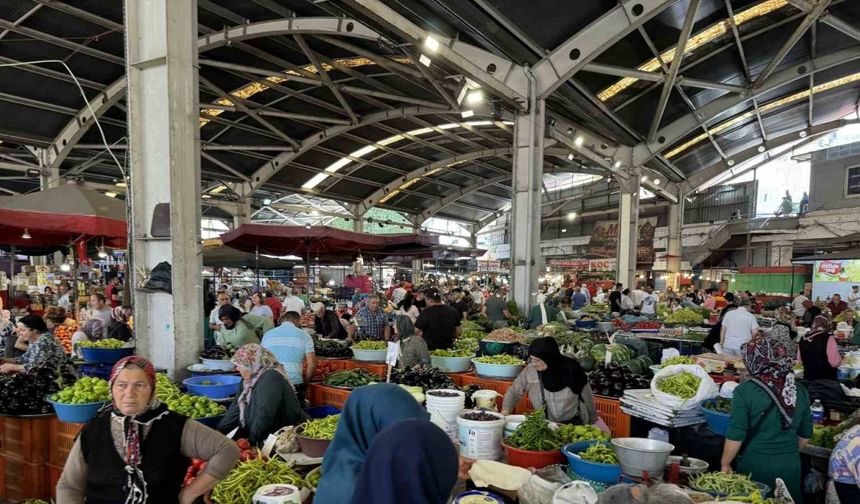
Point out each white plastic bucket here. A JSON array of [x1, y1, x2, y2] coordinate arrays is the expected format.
[[471, 389, 502, 411], [457, 410, 505, 460], [426, 389, 466, 442]]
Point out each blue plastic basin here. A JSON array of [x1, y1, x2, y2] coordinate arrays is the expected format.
[[700, 400, 731, 436], [471, 358, 523, 379], [562, 441, 622, 485], [80, 363, 113, 380], [478, 340, 513, 357], [48, 398, 107, 424], [304, 406, 341, 418], [183, 375, 242, 399], [80, 347, 135, 364]]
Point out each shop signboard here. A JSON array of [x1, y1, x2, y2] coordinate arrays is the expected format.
[[477, 260, 502, 272], [589, 258, 617, 271], [547, 259, 590, 270], [586, 217, 658, 264]]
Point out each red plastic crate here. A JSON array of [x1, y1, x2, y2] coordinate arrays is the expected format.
[[0, 414, 53, 463], [0, 454, 50, 501], [307, 358, 351, 382], [343, 360, 388, 379], [594, 396, 631, 438], [448, 371, 472, 387], [49, 419, 84, 467], [458, 373, 531, 413], [307, 383, 352, 409]]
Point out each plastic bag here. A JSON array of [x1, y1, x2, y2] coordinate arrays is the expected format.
[[519, 474, 564, 504], [650, 364, 718, 410], [661, 348, 681, 363], [552, 481, 598, 504]]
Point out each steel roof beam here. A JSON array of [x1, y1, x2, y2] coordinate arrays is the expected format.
[[199, 103, 350, 125], [0, 18, 123, 65], [632, 47, 860, 166], [33, 0, 123, 32], [753, 0, 829, 88], [789, 0, 860, 43], [581, 62, 746, 94], [533, 0, 677, 99], [293, 34, 359, 124]]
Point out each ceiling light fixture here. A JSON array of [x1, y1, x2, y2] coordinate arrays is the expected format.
[[567, 153, 574, 161], [305, 223, 311, 230], [60, 263, 71, 272], [573, 136, 584, 147], [418, 54, 432, 67], [561, 228, 567, 233], [799, 130, 808, 138], [641, 175, 648, 182], [104, 192, 117, 198], [97, 248, 108, 259], [424, 35, 440, 53], [727, 160, 735, 166], [466, 90, 483, 105], [461, 110, 475, 118], [567, 212, 578, 221], [21, 228, 31, 240], [263, 198, 272, 205], [653, 178, 661, 185], [613, 160, 621, 169], [757, 145, 766, 153]]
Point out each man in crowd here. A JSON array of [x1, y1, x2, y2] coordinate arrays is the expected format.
[[828, 293, 849, 317], [703, 288, 717, 311], [415, 289, 461, 350], [349, 295, 390, 341], [848, 285, 860, 311], [105, 277, 121, 308], [208, 291, 231, 342], [791, 290, 809, 318], [641, 285, 659, 317], [482, 288, 511, 328], [281, 287, 305, 317], [262, 311, 316, 402], [391, 282, 408, 307], [609, 283, 623, 314], [720, 298, 759, 357], [571, 288, 587, 310], [413, 290, 427, 312]]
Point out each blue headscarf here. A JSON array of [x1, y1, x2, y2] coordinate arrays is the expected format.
[[314, 384, 429, 504], [350, 419, 458, 504]]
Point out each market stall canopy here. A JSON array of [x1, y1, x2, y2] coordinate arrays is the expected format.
[[377, 245, 487, 263], [203, 245, 297, 269], [793, 248, 860, 263], [220, 224, 441, 263], [0, 184, 127, 247]]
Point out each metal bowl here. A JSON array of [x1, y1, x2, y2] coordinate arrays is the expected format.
[[611, 437, 674, 478], [665, 455, 709, 476]]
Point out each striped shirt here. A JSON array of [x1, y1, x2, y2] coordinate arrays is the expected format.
[[261, 322, 314, 385]]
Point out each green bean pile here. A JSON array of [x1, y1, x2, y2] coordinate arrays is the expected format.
[[656, 371, 701, 399], [662, 356, 696, 366], [210, 456, 303, 504], [301, 414, 340, 440], [579, 444, 619, 465], [506, 407, 561, 451], [690, 472, 761, 496], [474, 355, 524, 365], [351, 340, 387, 350], [155, 373, 182, 403]]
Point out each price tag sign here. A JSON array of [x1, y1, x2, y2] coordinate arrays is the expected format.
[[386, 341, 400, 367]]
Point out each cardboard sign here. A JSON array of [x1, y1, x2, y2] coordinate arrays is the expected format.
[[386, 341, 400, 367]]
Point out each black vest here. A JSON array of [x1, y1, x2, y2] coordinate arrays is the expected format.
[[799, 333, 838, 382], [80, 410, 190, 504]]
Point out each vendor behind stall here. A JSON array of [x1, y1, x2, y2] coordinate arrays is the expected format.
[[501, 337, 597, 425], [57, 356, 240, 504], [525, 299, 559, 329], [720, 334, 812, 503], [107, 306, 134, 342], [71, 319, 104, 358], [0, 315, 67, 374], [797, 314, 841, 381], [313, 302, 347, 339], [216, 344, 307, 446], [217, 305, 273, 348]]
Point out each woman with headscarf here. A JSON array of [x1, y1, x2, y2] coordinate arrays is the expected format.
[[216, 344, 307, 446], [396, 292, 420, 323], [394, 315, 430, 369], [312, 302, 346, 339], [797, 314, 841, 382], [315, 383, 429, 504], [56, 356, 240, 504], [350, 419, 458, 504], [720, 334, 813, 503], [772, 306, 798, 343], [216, 305, 273, 348], [501, 337, 597, 424], [107, 306, 134, 342], [71, 318, 105, 358]]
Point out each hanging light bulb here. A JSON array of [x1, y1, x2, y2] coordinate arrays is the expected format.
[[21, 228, 31, 240], [97, 248, 108, 259], [60, 263, 71, 272]]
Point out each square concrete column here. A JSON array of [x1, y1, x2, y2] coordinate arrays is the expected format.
[[616, 172, 640, 288], [125, 0, 203, 376], [666, 200, 684, 289], [510, 100, 545, 312]]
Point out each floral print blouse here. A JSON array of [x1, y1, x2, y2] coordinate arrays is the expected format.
[[14, 333, 67, 372]]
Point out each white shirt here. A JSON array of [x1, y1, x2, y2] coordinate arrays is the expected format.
[[580, 287, 591, 303], [471, 292, 484, 305], [621, 295, 635, 311], [209, 306, 224, 339], [641, 293, 659, 315], [791, 295, 809, 317], [595, 292, 606, 304], [57, 293, 72, 312], [848, 290, 860, 310], [396, 305, 420, 323], [392, 287, 407, 306], [631, 289, 647, 308], [536, 292, 547, 304], [281, 295, 305, 315], [721, 307, 759, 352]]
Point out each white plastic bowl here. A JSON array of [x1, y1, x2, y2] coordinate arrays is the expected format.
[[351, 348, 387, 362], [200, 358, 235, 371]]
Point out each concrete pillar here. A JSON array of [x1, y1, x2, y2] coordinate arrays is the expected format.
[[770, 241, 794, 267], [510, 99, 545, 313], [666, 200, 683, 289], [411, 259, 423, 286], [125, 0, 203, 376], [616, 171, 640, 288], [232, 200, 251, 227]]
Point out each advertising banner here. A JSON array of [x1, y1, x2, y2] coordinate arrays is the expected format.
[[548, 259, 590, 270], [586, 217, 658, 264], [814, 260, 860, 283]]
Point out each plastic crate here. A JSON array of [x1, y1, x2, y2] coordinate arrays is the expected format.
[[594, 396, 631, 438], [458, 373, 531, 413], [307, 358, 351, 382], [343, 360, 388, 379], [0, 415, 54, 463], [307, 383, 352, 409], [49, 419, 85, 467], [448, 371, 472, 387], [0, 454, 51, 501]]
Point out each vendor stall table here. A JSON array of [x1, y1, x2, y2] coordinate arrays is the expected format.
[[634, 332, 704, 356], [0, 414, 53, 464], [343, 359, 388, 379]]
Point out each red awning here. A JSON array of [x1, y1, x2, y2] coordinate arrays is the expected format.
[[0, 185, 127, 247]]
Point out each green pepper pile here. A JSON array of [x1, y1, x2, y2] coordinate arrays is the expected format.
[[210, 456, 303, 504], [351, 340, 387, 350], [78, 338, 126, 349], [431, 348, 474, 358], [661, 308, 705, 325], [661, 356, 696, 366], [557, 424, 610, 444], [301, 414, 340, 440], [506, 407, 561, 451], [656, 371, 701, 399], [323, 369, 378, 388], [155, 373, 182, 403], [474, 355, 524, 365], [579, 443, 618, 465], [690, 472, 761, 496]]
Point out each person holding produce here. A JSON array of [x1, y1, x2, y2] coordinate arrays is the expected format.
[[394, 315, 430, 369], [56, 356, 240, 504], [312, 301, 347, 339], [829, 424, 860, 503], [217, 304, 273, 348], [315, 383, 430, 504], [261, 311, 315, 401], [107, 306, 134, 342], [217, 344, 308, 446], [720, 334, 812, 503], [71, 318, 105, 358], [525, 298, 560, 329], [350, 418, 458, 504], [415, 289, 461, 351], [501, 337, 597, 425], [0, 315, 68, 374], [720, 298, 759, 356], [797, 314, 841, 381]]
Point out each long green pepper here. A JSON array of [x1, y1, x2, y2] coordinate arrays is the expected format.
[[210, 456, 303, 504], [506, 407, 562, 451], [301, 414, 340, 440], [690, 472, 760, 496]]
